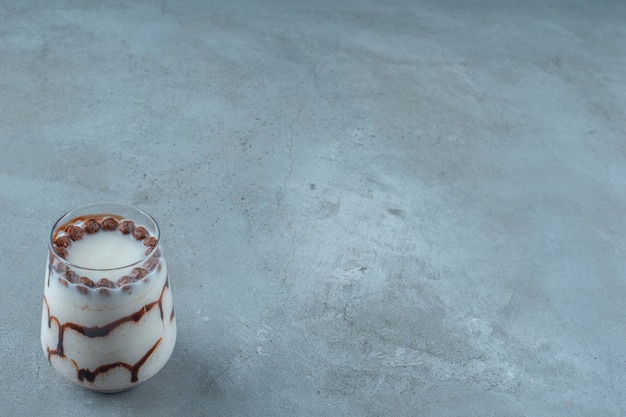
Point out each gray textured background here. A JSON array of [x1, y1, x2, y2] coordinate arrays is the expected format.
[[1, 1, 625, 416]]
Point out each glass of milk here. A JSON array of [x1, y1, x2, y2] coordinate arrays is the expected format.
[[41, 203, 177, 392]]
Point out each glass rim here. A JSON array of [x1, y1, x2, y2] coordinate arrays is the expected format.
[[48, 202, 161, 272]]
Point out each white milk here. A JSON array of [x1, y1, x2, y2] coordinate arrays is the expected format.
[[41, 219, 176, 392], [67, 231, 146, 269]]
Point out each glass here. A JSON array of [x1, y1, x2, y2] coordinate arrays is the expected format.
[[41, 203, 176, 392]]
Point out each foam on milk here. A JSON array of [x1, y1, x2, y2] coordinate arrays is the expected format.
[[67, 230, 146, 269]]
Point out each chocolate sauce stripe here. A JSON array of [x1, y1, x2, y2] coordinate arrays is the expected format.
[[76, 338, 163, 383], [44, 276, 170, 361]]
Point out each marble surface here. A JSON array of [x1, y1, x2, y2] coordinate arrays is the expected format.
[[1, 1, 625, 415]]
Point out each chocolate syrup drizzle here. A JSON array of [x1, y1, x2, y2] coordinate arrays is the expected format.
[[44, 277, 174, 384], [77, 339, 162, 383]]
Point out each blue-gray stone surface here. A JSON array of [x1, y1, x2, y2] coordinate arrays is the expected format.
[[1, 1, 625, 415]]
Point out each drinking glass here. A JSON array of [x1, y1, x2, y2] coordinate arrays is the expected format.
[[41, 203, 176, 392]]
